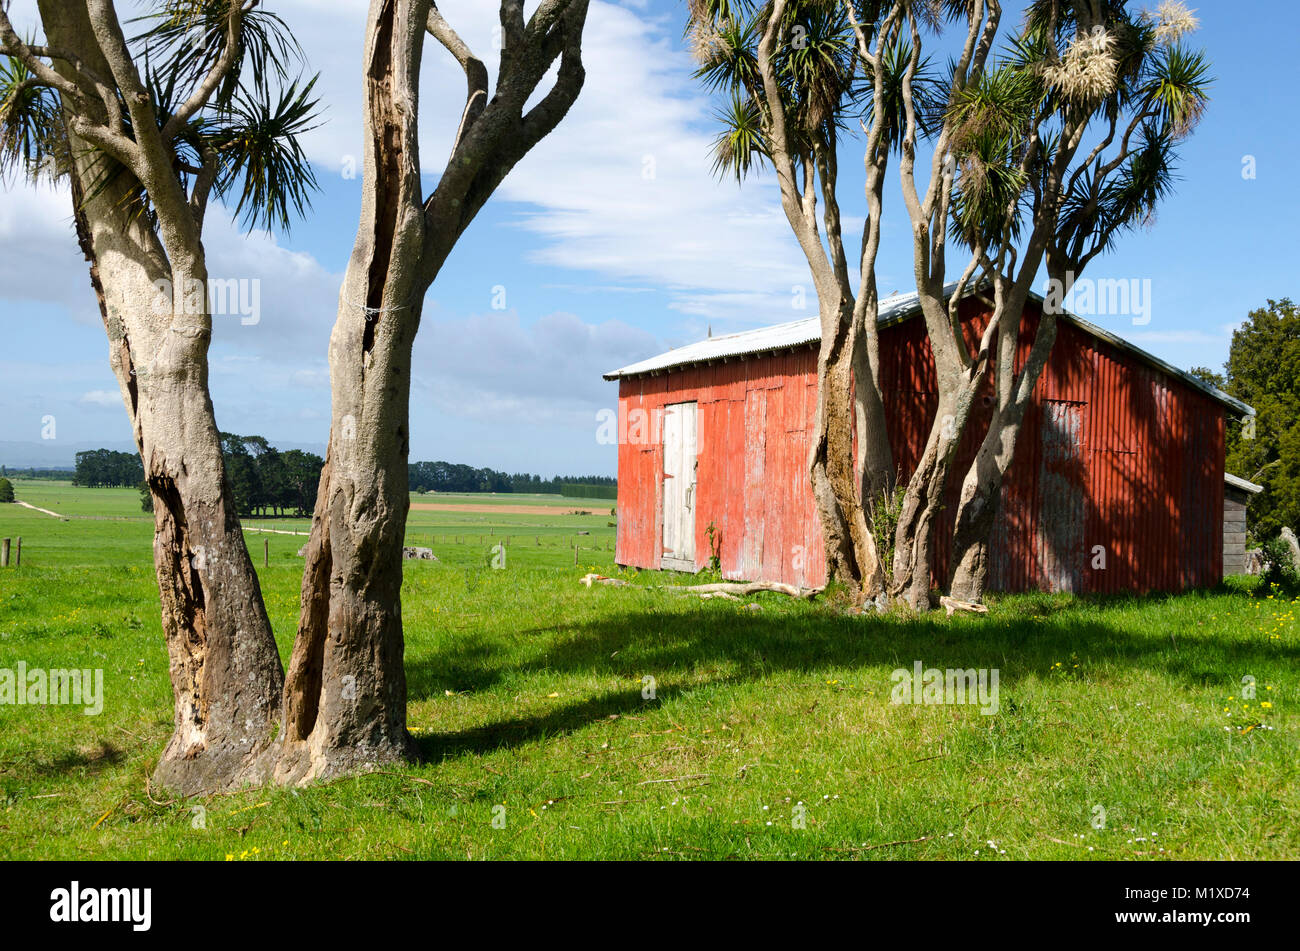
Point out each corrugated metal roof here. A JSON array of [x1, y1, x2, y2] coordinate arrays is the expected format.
[[603, 314, 820, 381], [603, 284, 960, 381], [1225, 472, 1264, 494], [604, 282, 1255, 418]]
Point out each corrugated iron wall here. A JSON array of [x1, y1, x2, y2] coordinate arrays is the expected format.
[[616, 297, 1226, 594]]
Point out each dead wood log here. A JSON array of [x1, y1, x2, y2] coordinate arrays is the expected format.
[[939, 595, 989, 617], [580, 573, 630, 588], [659, 582, 822, 600]]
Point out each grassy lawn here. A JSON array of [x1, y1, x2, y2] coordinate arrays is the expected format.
[[0, 481, 1296, 860]]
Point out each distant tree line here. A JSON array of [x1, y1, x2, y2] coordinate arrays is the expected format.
[[0, 466, 75, 480], [408, 461, 614, 495], [69, 439, 324, 518], [560, 483, 617, 500], [53, 448, 613, 510], [220, 434, 325, 518], [73, 449, 144, 487]]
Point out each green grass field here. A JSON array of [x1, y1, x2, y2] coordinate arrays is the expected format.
[[0, 480, 1295, 860]]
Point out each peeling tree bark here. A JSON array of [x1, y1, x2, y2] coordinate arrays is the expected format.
[[752, 0, 909, 603], [946, 105, 1097, 604], [891, 388, 961, 608], [279, 0, 591, 783], [937, 0, 1183, 605], [810, 303, 879, 593], [275, 0, 427, 783], [16, 0, 590, 792], [851, 169, 897, 509], [30, 0, 285, 795]]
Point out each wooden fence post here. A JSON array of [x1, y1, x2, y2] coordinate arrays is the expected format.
[[1, 538, 9, 568], [264, 538, 269, 567], [14, 537, 20, 566]]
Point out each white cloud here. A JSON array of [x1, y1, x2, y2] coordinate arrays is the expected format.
[[279, 0, 808, 324], [289, 367, 331, 389], [78, 389, 121, 408], [488, 3, 810, 320], [0, 177, 342, 359], [0, 181, 98, 323], [412, 308, 657, 424], [201, 221, 342, 362]]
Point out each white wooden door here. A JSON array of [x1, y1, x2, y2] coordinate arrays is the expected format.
[[661, 401, 698, 571]]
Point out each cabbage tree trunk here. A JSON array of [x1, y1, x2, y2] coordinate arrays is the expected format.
[[811, 301, 881, 594], [35, 0, 284, 795], [275, 0, 428, 783], [278, 0, 591, 781], [755, 1, 890, 601], [889, 374, 981, 610], [948, 286, 1061, 603]]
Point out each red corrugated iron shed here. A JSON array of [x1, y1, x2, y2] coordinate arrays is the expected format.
[[604, 287, 1256, 594]]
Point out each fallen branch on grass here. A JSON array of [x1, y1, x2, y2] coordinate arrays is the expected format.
[[372, 770, 439, 788], [636, 774, 710, 785], [579, 573, 631, 588], [828, 834, 935, 854], [939, 595, 989, 617], [659, 582, 822, 600]]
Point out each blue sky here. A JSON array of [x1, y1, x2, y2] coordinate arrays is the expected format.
[[1, 0, 1296, 476]]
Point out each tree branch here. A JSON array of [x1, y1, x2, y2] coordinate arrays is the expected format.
[[66, 114, 139, 167], [422, 0, 588, 275], [188, 141, 219, 231], [0, 7, 138, 167], [427, 2, 489, 155], [83, 0, 199, 257], [754, 0, 837, 299], [500, 0, 526, 51], [456, 0, 588, 233], [0, 9, 82, 102], [160, 0, 252, 141], [3, 33, 126, 136], [526, 0, 575, 38]]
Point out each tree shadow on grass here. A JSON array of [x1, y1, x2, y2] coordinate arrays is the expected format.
[[26, 739, 125, 777], [411, 686, 680, 764], [405, 587, 1295, 744], [408, 589, 1300, 685]]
